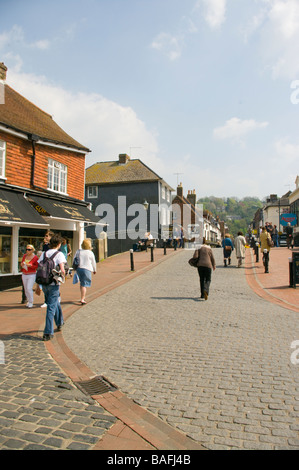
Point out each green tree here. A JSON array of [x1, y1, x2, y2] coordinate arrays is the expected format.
[[198, 196, 263, 238]]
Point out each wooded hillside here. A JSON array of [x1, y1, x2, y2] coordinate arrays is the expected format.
[[198, 196, 263, 237]]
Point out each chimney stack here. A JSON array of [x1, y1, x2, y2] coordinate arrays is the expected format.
[[0, 63, 7, 81], [177, 182, 183, 197], [118, 154, 130, 165], [187, 189, 196, 206]]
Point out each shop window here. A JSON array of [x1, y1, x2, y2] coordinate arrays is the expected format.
[[18, 229, 74, 271], [0, 227, 12, 274], [47, 159, 67, 194], [0, 140, 6, 179], [18, 236, 44, 272]]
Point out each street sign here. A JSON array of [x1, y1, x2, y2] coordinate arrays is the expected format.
[[280, 213, 297, 226]]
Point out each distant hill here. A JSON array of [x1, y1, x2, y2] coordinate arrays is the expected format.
[[198, 196, 263, 238]]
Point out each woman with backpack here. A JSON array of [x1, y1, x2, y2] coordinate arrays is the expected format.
[[37, 234, 65, 341]]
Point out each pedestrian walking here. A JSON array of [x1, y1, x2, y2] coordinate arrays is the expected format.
[[73, 239, 96, 305], [39, 230, 55, 308], [285, 222, 293, 249], [42, 230, 54, 252], [234, 231, 246, 267], [59, 237, 72, 275], [260, 226, 272, 273], [191, 238, 216, 300], [222, 234, 234, 266], [272, 225, 279, 247], [38, 233, 65, 341], [21, 244, 39, 308]]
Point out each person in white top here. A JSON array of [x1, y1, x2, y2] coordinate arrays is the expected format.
[[73, 238, 96, 305], [234, 231, 247, 268], [38, 234, 65, 341]]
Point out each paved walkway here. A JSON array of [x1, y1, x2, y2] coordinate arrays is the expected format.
[[0, 245, 298, 450], [0, 247, 203, 450]]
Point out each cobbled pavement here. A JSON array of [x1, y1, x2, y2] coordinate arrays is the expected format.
[[63, 248, 299, 450], [0, 335, 116, 450]]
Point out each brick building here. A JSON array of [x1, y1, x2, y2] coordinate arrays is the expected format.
[[0, 63, 99, 289]]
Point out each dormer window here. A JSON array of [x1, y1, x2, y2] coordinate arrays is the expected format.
[[47, 158, 67, 194], [0, 140, 6, 179]]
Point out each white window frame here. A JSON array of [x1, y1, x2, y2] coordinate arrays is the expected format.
[[47, 159, 67, 194], [87, 186, 98, 199], [0, 140, 6, 179]]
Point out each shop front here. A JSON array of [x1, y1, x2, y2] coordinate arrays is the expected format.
[[0, 187, 101, 290]]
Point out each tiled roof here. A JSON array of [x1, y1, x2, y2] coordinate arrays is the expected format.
[[86, 160, 163, 185], [0, 84, 90, 152]]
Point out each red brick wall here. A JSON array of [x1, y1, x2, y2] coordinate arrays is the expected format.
[[0, 130, 86, 200]]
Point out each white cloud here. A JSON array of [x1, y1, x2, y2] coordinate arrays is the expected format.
[[30, 39, 50, 50], [213, 117, 269, 141], [151, 0, 227, 61], [0, 25, 50, 51], [268, 0, 299, 39], [273, 138, 299, 165], [7, 69, 161, 171], [242, 0, 299, 79], [0, 25, 24, 49], [151, 32, 183, 61], [201, 0, 227, 30]]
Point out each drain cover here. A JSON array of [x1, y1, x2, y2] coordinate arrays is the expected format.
[[75, 376, 116, 396]]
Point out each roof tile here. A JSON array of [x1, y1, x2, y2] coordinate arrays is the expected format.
[[86, 160, 162, 185], [0, 84, 90, 152]]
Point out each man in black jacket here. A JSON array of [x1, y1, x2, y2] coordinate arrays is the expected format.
[[285, 223, 293, 249]]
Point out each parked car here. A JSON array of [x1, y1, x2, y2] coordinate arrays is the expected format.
[[279, 233, 287, 247]]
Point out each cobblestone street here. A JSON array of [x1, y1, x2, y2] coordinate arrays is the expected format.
[[0, 335, 116, 450], [64, 248, 299, 450]]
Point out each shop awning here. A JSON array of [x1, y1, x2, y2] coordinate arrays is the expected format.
[[0, 188, 49, 226], [28, 194, 102, 224]]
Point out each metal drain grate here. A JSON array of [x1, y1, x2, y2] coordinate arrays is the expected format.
[[75, 376, 117, 396]]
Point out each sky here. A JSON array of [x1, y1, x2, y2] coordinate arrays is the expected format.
[[1, 0, 299, 200]]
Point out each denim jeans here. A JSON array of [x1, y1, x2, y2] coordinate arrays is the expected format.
[[42, 284, 64, 335]]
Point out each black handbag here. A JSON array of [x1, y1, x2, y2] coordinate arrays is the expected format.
[[188, 249, 200, 267], [72, 250, 80, 270]]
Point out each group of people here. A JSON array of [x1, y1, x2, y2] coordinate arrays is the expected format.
[[21, 231, 96, 341], [133, 232, 154, 251], [264, 222, 279, 247], [265, 221, 294, 249], [221, 232, 247, 268]]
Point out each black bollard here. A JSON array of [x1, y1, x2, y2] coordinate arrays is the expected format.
[[130, 250, 135, 270], [150, 245, 154, 262], [263, 250, 269, 273], [163, 241, 167, 255], [255, 242, 259, 263]]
